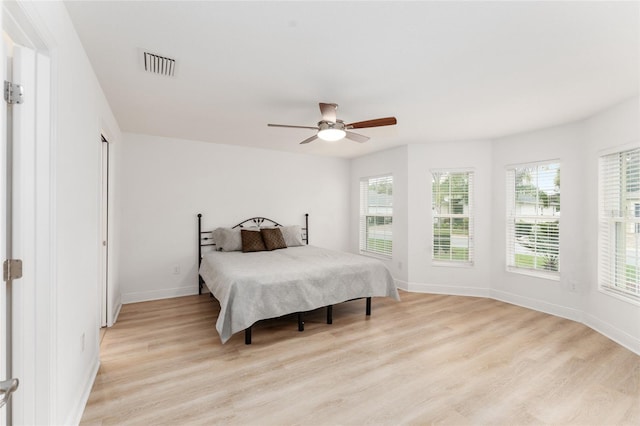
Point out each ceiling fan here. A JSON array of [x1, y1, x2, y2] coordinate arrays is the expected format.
[[268, 103, 397, 144]]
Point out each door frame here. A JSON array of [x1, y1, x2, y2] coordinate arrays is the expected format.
[[100, 134, 109, 328], [99, 125, 117, 328]]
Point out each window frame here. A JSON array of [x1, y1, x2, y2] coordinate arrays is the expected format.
[[598, 145, 640, 305], [431, 168, 474, 266], [359, 174, 393, 259], [505, 160, 561, 280]]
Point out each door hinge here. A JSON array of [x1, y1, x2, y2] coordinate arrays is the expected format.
[[4, 80, 24, 105], [3, 259, 23, 281]]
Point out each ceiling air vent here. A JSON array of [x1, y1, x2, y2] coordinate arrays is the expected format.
[[143, 51, 176, 77]]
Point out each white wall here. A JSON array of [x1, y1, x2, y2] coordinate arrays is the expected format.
[[349, 142, 492, 295], [15, 1, 122, 424], [583, 97, 640, 353], [407, 141, 493, 296], [349, 146, 408, 284], [490, 122, 585, 318], [490, 96, 640, 354], [117, 133, 350, 303], [348, 99, 639, 355]]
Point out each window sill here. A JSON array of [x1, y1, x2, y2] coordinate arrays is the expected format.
[[598, 286, 640, 307], [432, 260, 474, 268], [506, 266, 560, 281]]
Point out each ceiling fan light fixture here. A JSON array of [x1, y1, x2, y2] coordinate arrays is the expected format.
[[267, 102, 397, 145], [318, 128, 346, 141]]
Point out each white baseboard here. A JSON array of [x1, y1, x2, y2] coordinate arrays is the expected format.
[[110, 299, 122, 326], [583, 313, 640, 355], [490, 289, 583, 323], [122, 285, 198, 304], [394, 279, 409, 291], [107, 292, 122, 326], [408, 282, 491, 298], [66, 356, 100, 426], [406, 283, 639, 357]]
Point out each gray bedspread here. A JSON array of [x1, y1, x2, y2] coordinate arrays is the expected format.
[[199, 245, 400, 343]]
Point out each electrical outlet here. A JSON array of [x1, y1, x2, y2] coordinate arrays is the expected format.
[[569, 280, 578, 292], [173, 265, 181, 274], [81, 332, 85, 352], [397, 261, 403, 270]]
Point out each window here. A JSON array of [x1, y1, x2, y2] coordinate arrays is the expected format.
[[359, 175, 393, 257], [431, 170, 474, 264], [506, 161, 560, 277], [599, 147, 640, 303]]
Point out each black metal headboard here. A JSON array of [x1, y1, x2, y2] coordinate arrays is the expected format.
[[232, 217, 282, 229], [197, 213, 309, 294]]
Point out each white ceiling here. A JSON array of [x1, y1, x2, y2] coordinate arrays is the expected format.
[[64, 1, 639, 159]]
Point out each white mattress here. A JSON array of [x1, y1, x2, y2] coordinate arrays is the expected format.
[[199, 245, 400, 343]]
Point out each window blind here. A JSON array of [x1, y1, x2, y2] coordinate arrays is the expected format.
[[506, 161, 561, 277], [599, 147, 640, 302], [431, 170, 474, 264], [359, 175, 393, 257]]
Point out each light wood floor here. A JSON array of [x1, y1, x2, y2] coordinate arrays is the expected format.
[[80, 291, 640, 425]]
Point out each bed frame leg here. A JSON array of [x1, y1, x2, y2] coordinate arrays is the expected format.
[[326, 305, 333, 324], [298, 313, 304, 331], [366, 297, 372, 316], [245, 327, 252, 345]]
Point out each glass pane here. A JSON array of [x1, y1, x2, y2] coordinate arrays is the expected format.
[[366, 215, 392, 255], [449, 173, 469, 214], [514, 219, 559, 271], [626, 149, 640, 193], [617, 221, 639, 295], [433, 218, 451, 260], [451, 218, 469, 260], [367, 180, 393, 215], [513, 164, 560, 217], [360, 175, 393, 256], [431, 172, 443, 212], [599, 149, 639, 301], [432, 171, 472, 262], [451, 217, 468, 235]]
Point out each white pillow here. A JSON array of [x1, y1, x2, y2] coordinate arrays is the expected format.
[[212, 227, 242, 252], [280, 225, 304, 247]]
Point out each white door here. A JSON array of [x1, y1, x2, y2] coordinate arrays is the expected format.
[[0, 22, 13, 426], [1, 34, 51, 425], [0, 35, 28, 426]]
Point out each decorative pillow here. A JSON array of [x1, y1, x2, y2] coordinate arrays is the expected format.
[[280, 225, 304, 247], [261, 228, 287, 251], [212, 228, 242, 252], [241, 229, 266, 252]]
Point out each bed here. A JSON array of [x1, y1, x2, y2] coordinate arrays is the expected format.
[[197, 214, 400, 344]]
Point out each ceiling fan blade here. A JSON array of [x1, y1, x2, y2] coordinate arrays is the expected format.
[[346, 117, 397, 129], [268, 123, 319, 130], [319, 103, 337, 123], [345, 131, 369, 143], [300, 135, 319, 145]]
